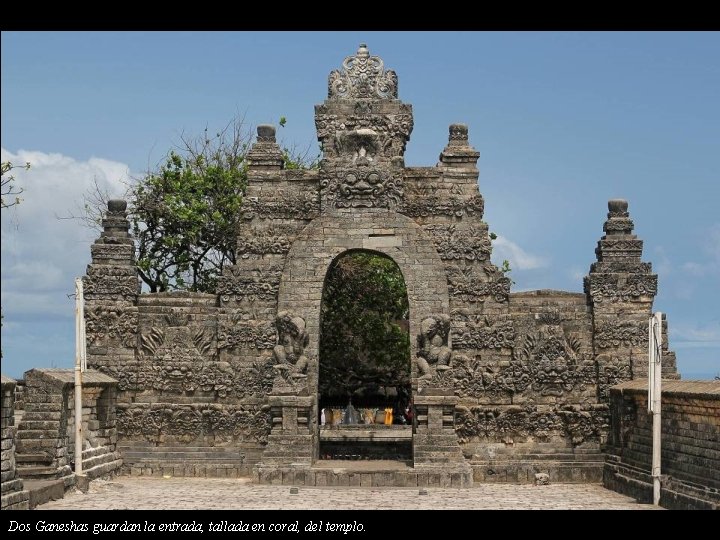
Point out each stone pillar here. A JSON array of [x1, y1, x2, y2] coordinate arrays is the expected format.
[[1, 375, 29, 510], [83, 199, 140, 391], [585, 199, 678, 401], [413, 388, 473, 487]]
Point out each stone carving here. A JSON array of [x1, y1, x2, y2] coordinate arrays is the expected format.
[[117, 404, 271, 445], [328, 43, 398, 100], [83, 266, 140, 300], [415, 315, 452, 379], [139, 324, 216, 394], [586, 274, 658, 303], [237, 225, 295, 257], [234, 358, 275, 399], [217, 264, 282, 303], [446, 265, 510, 303], [595, 321, 647, 349], [320, 165, 403, 209], [451, 311, 515, 350], [510, 328, 587, 397], [596, 238, 643, 253], [217, 312, 276, 350], [314, 112, 413, 159], [424, 224, 492, 262], [90, 243, 134, 261], [455, 404, 606, 446], [603, 217, 634, 234], [400, 194, 484, 219], [85, 305, 137, 348], [597, 356, 632, 400], [271, 312, 310, 392], [242, 192, 319, 220]]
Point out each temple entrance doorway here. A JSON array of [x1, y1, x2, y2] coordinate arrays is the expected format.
[[318, 250, 412, 462]]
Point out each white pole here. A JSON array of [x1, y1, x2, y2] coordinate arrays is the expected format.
[[648, 312, 663, 506], [74, 278, 84, 475]]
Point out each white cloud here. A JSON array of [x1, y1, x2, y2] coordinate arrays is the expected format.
[[1, 148, 130, 318], [670, 321, 720, 348], [492, 235, 549, 271], [680, 223, 720, 277]]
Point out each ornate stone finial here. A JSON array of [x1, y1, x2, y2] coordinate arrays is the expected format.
[[257, 124, 276, 143], [439, 123, 479, 168], [448, 123, 469, 144], [603, 199, 634, 236], [327, 44, 398, 100], [608, 199, 629, 216], [108, 199, 127, 213]]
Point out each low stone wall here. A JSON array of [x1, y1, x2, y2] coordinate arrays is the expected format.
[[16, 369, 122, 486], [1, 374, 30, 510], [604, 379, 719, 510]]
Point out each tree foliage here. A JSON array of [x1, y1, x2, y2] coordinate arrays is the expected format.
[[131, 121, 249, 292], [319, 252, 411, 401], [70, 116, 318, 293]]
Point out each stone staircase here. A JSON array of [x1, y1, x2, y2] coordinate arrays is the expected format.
[[118, 443, 248, 477]]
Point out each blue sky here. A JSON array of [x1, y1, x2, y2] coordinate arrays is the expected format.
[[1, 31, 718, 379]]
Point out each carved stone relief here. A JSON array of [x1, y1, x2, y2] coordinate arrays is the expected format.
[[217, 264, 283, 303], [451, 310, 515, 350], [424, 224, 492, 262], [320, 165, 403, 209], [117, 404, 271, 445], [446, 265, 510, 303], [85, 305, 137, 348], [586, 274, 658, 303], [83, 266, 140, 300], [456, 404, 608, 447]]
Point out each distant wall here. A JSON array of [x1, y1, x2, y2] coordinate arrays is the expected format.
[[604, 380, 719, 510]]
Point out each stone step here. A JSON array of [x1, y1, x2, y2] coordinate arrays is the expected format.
[[82, 445, 115, 460], [83, 451, 121, 470], [24, 478, 65, 509], [17, 465, 58, 479], [16, 452, 53, 465], [1, 478, 24, 495], [84, 459, 123, 481]]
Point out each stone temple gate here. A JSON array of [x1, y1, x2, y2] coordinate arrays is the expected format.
[[82, 44, 679, 486]]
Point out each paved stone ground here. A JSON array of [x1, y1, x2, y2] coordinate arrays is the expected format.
[[37, 477, 658, 510]]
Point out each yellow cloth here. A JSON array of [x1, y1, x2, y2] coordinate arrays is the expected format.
[[384, 408, 393, 425]]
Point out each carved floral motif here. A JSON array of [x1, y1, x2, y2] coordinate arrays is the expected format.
[[451, 311, 515, 350], [586, 274, 657, 303], [595, 320, 647, 349], [117, 404, 271, 445], [455, 404, 608, 446], [217, 264, 283, 303], [85, 305, 137, 348], [446, 265, 510, 303], [424, 224, 492, 262], [242, 192, 319, 220], [83, 266, 139, 300]]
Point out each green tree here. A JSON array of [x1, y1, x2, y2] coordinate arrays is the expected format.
[[319, 252, 411, 401], [71, 116, 318, 293], [131, 121, 250, 292]]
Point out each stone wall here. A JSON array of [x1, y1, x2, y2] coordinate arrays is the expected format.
[[1, 375, 29, 510], [15, 369, 121, 486], [83, 44, 680, 483], [604, 380, 719, 509]]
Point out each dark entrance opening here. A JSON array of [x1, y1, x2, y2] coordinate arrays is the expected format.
[[318, 250, 412, 461]]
